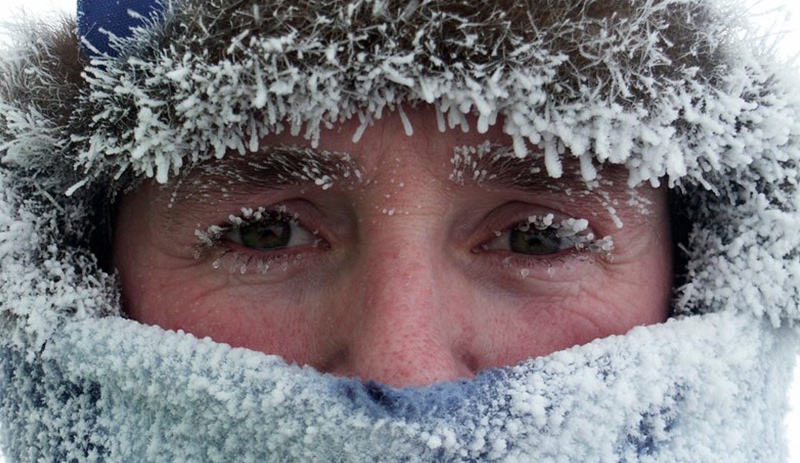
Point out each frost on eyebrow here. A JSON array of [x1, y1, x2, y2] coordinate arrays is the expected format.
[[449, 141, 538, 187], [163, 145, 364, 207], [449, 141, 636, 191], [449, 141, 662, 232]]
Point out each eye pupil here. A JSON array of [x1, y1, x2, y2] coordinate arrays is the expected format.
[[239, 219, 292, 250], [509, 227, 563, 255]]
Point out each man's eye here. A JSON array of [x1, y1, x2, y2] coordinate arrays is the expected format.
[[484, 226, 571, 256], [508, 227, 566, 255], [224, 216, 316, 251], [481, 214, 592, 256]]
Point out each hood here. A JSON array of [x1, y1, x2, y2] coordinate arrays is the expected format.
[[0, 0, 799, 461]]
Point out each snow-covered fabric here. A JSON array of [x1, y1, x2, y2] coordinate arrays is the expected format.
[[0, 313, 795, 462], [0, 0, 799, 461]]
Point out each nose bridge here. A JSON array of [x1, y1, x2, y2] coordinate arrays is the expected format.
[[363, 235, 437, 321], [338, 224, 473, 387]]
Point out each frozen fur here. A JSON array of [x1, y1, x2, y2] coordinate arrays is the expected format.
[[0, 0, 799, 461]]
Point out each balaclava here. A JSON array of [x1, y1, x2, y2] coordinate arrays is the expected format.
[[1, 0, 799, 461]]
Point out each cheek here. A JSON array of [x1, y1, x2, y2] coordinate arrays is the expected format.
[[117, 253, 325, 364], [470, 232, 672, 368], [469, 276, 670, 369], [116, 238, 673, 378], [113, 190, 319, 362]]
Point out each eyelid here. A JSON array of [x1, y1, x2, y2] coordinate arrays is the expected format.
[[192, 204, 331, 276], [194, 204, 324, 251], [475, 207, 614, 256], [475, 204, 576, 246], [468, 208, 616, 285], [480, 213, 590, 251], [222, 211, 318, 251]]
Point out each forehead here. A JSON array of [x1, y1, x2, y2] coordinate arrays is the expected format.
[[189, 106, 632, 193]]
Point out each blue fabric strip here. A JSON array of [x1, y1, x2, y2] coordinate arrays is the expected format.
[[76, 0, 164, 57]]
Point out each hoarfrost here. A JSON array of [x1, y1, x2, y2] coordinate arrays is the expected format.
[[519, 214, 614, 257], [1, 1, 800, 461]]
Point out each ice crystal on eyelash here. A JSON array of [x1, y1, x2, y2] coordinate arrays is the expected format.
[[556, 218, 589, 238], [528, 214, 554, 229], [521, 214, 613, 257], [210, 250, 303, 276], [243, 206, 298, 223], [578, 235, 615, 256], [194, 206, 298, 251], [195, 225, 226, 247]]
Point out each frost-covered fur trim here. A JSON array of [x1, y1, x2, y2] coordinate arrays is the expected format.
[[0, 2, 800, 462], [0, 312, 794, 462], [68, 0, 797, 188]]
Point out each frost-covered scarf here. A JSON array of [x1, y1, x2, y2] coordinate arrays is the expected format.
[[1, 0, 799, 461]]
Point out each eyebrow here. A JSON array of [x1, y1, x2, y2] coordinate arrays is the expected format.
[[448, 144, 657, 228], [155, 141, 657, 239], [450, 144, 631, 191], [166, 142, 635, 212], [163, 145, 362, 208]]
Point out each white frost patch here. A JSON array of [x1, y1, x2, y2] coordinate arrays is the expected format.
[[1, 2, 800, 461], [517, 214, 615, 256], [397, 105, 414, 136], [449, 141, 516, 185]]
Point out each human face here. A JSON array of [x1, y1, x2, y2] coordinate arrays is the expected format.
[[114, 107, 672, 388]]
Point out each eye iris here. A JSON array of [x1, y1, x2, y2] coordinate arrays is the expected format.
[[509, 227, 563, 255], [239, 219, 291, 250]]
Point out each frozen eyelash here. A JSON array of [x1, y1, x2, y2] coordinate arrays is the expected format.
[[194, 225, 227, 248], [193, 206, 318, 275], [211, 251, 302, 275], [194, 206, 299, 247], [514, 213, 615, 256]]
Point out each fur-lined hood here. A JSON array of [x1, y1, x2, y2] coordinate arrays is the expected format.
[[48, 0, 778, 187], [0, 0, 798, 461], [2, 0, 798, 331]]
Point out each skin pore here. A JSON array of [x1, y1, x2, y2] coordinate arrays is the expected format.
[[114, 107, 673, 388]]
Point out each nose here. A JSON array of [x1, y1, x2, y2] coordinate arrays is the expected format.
[[329, 236, 475, 387]]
